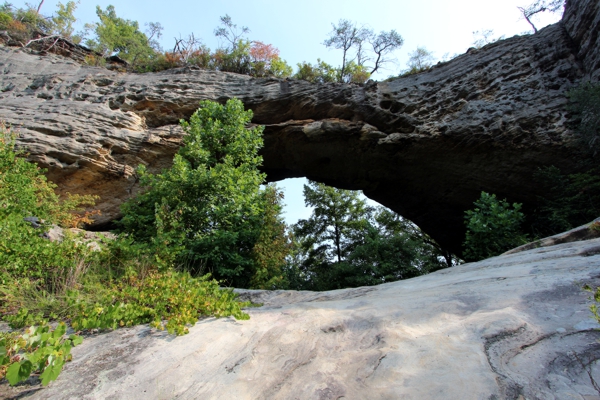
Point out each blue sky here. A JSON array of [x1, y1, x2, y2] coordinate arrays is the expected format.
[[17, 0, 561, 225]]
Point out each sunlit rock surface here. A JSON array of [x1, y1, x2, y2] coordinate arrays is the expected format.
[[0, 0, 598, 253], [0, 234, 594, 399]]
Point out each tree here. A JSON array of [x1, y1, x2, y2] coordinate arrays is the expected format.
[[324, 19, 403, 81], [249, 184, 291, 289], [119, 99, 290, 288], [49, 1, 79, 41], [406, 47, 434, 74], [339, 207, 451, 288], [532, 165, 600, 236], [84, 5, 160, 64], [323, 19, 366, 83], [249, 41, 291, 77], [214, 14, 249, 50], [463, 192, 529, 262], [289, 182, 453, 291], [295, 181, 373, 265], [294, 59, 338, 84], [518, 0, 565, 33], [366, 30, 404, 74]]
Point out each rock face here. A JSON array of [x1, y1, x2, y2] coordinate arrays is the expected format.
[[4, 236, 599, 399], [0, 0, 599, 253]]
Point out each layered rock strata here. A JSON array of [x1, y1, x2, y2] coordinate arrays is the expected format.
[[0, 0, 598, 253]]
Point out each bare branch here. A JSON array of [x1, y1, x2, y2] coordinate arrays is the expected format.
[[24, 34, 61, 49]]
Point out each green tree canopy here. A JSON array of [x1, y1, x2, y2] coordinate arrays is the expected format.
[[119, 99, 289, 288], [84, 5, 160, 64], [288, 182, 452, 291], [294, 181, 372, 265], [463, 192, 528, 262]]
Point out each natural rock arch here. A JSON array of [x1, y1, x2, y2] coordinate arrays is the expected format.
[[0, 0, 598, 254]]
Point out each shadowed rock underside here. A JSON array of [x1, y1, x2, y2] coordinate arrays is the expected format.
[[0, 0, 598, 253]]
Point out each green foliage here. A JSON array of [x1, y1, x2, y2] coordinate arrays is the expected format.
[[288, 182, 451, 290], [0, 2, 79, 43], [339, 61, 370, 83], [68, 270, 249, 336], [0, 323, 82, 386], [119, 99, 289, 288], [404, 47, 434, 75], [295, 181, 372, 265], [249, 185, 291, 289], [584, 284, 600, 327], [532, 165, 600, 236], [463, 192, 528, 262], [1, 122, 251, 345], [293, 59, 369, 84], [50, 1, 80, 42], [268, 57, 293, 78], [0, 128, 98, 284], [568, 81, 600, 156], [84, 5, 159, 65], [323, 19, 403, 78], [0, 11, 12, 29], [294, 59, 338, 84], [212, 40, 253, 74]]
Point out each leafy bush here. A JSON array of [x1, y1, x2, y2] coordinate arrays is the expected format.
[[1, 123, 253, 342], [0, 323, 82, 386], [0, 48, 277, 396], [584, 284, 600, 326], [0, 127, 98, 285], [68, 270, 249, 336], [293, 59, 369, 84], [463, 192, 529, 261], [294, 59, 338, 84]]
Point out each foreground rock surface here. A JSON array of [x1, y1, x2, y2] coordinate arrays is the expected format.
[[4, 237, 599, 400], [0, 0, 598, 253]]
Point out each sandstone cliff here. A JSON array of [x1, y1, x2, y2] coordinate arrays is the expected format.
[[0, 0, 598, 253]]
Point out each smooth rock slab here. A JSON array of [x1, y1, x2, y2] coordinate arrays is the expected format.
[[7, 238, 600, 400]]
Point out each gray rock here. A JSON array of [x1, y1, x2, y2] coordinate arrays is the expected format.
[[504, 217, 600, 255], [1, 237, 597, 399], [1, 0, 598, 254]]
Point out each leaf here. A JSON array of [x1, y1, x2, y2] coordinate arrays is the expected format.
[[40, 357, 64, 386], [69, 334, 83, 346], [6, 360, 33, 386], [52, 323, 67, 339]]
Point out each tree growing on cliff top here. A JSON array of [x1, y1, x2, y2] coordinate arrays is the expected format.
[[518, 0, 565, 33], [405, 47, 435, 75], [323, 19, 404, 81], [84, 5, 162, 64]]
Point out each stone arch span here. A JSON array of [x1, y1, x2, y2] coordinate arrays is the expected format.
[[2, 0, 598, 255]]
